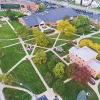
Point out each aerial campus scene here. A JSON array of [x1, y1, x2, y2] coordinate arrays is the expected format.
[[1, 0, 100, 100]]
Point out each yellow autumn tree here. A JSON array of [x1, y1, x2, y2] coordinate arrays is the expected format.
[[79, 39, 93, 47], [57, 20, 76, 37]]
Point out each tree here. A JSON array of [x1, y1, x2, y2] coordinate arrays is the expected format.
[[0, 74, 13, 85], [63, 15, 70, 20], [71, 14, 91, 34], [33, 50, 47, 64], [32, 28, 41, 38], [36, 33, 51, 47], [57, 20, 76, 37], [16, 26, 32, 39], [65, 63, 78, 78], [84, 26, 91, 33], [72, 14, 91, 28], [79, 39, 93, 47], [52, 79, 65, 94], [65, 66, 72, 78], [44, 72, 53, 85], [39, 3, 45, 10], [53, 62, 65, 78], [77, 27, 84, 35], [72, 67, 91, 84], [47, 58, 58, 71], [6, 8, 16, 20]]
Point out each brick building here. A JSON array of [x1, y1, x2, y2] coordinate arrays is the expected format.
[[0, 0, 39, 12], [69, 46, 100, 77]]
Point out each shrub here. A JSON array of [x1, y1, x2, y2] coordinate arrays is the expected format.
[[44, 29, 55, 34], [77, 27, 84, 35]]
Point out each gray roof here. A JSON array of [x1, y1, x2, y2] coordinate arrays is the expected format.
[[90, 14, 100, 22], [69, 46, 98, 61], [88, 59, 100, 72], [22, 8, 78, 26]]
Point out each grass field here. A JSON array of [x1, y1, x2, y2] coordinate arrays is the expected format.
[[10, 20, 23, 29], [0, 11, 24, 17], [55, 40, 66, 46], [60, 80, 99, 100], [11, 61, 46, 94], [92, 33, 100, 38], [49, 34, 58, 38], [0, 39, 19, 48], [98, 83, 100, 94], [3, 88, 31, 100], [0, 44, 25, 73], [59, 34, 79, 40], [0, 23, 17, 39]]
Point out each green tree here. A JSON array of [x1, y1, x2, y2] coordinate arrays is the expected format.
[[53, 62, 65, 78], [84, 26, 91, 33], [44, 72, 53, 85], [63, 15, 70, 20], [72, 14, 91, 28], [16, 26, 32, 39], [65, 66, 72, 78], [36, 33, 51, 47], [57, 20, 76, 37], [72, 15, 91, 35], [32, 28, 41, 37], [6, 8, 16, 20], [52, 79, 65, 94], [47, 58, 58, 71], [33, 50, 47, 64], [77, 27, 84, 35]]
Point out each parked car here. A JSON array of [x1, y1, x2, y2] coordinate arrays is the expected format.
[[89, 78, 95, 85]]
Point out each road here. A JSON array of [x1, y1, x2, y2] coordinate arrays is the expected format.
[[43, 0, 100, 14]]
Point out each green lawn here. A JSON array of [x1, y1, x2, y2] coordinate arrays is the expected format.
[[11, 61, 46, 94], [49, 34, 58, 38], [0, 39, 19, 48], [47, 39, 55, 48], [98, 83, 100, 94], [25, 39, 36, 45], [0, 44, 26, 73], [60, 80, 99, 100], [3, 88, 31, 100], [92, 33, 100, 38], [0, 11, 24, 17], [55, 40, 66, 46], [54, 44, 72, 57], [10, 20, 23, 29], [0, 23, 17, 39], [59, 34, 79, 40]]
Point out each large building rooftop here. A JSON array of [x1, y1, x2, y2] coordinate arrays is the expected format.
[[69, 46, 98, 61], [21, 8, 78, 26]]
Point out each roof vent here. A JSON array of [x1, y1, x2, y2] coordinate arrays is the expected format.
[[42, 14, 44, 16]]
